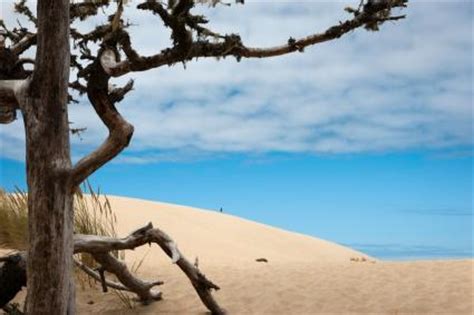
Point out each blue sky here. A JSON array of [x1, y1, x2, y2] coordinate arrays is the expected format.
[[0, 1, 472, 260]]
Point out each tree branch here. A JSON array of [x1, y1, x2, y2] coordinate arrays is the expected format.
[[10, 34, 36, 56], [138, 0, 193, 53], [73, 258, 132, 292], [14, 0, 37, 26], [70, 89, 134, 188], [109, 79, 134, 104], [74, 222, 226, 314], [91, 252, 163, 303], [105, 0, 407, 77], [70, 49, 134, 189], [70, 0, 112, 22], [0, 80, 26, 124], [2, 222, 224, 312]]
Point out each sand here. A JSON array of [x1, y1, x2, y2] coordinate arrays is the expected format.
[[2, 196, 473, 314]]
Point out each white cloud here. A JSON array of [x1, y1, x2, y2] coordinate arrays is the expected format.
[[0, 1, 472, 163]]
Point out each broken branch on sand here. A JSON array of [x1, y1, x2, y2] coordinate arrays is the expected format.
[[0, 223, 225, 315]]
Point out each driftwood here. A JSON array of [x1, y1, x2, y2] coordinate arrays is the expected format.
[[0, 253, 27, 311], [0, 223, 225, 315], [75, 222, 225, 314]]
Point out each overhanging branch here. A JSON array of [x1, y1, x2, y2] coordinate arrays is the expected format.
[[104, 0, 407, 77]]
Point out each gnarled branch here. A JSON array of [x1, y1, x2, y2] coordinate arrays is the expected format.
[[70, 0, 112, 22], [71, 49, 134, 189], [0, 80, 26, 124], [91, 252, 162, 303], [73, 258, 131, 292], [74, 222, 226, 314], [138, 0, 193, 53], [104, 0, 406, 77], [109, 79, 134, 104], [10, 34, 36, 56], [2, 222, 222, 313]]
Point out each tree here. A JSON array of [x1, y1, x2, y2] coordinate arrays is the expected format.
[[0, 0, 407, 313]]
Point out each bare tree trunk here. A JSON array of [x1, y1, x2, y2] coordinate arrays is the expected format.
[[20, 0, 73, 314]]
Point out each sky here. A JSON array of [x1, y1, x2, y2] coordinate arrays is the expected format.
[[0, 1, 472, 260]]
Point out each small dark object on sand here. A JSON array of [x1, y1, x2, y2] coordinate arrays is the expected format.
[[255, 258, 268, 263]]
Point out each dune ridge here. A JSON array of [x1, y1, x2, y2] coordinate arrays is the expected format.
[[107, 195, 370, 264], [2, 195, 472, 314]]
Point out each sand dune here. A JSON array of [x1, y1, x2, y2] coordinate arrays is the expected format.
[[2, 196, 473, 314], [105, 195, 369, 264]]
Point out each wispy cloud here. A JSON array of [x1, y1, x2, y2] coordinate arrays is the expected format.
[[0, 1, 472, 163]]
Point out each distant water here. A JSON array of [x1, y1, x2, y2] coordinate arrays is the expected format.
[[345, 243, 473, 261]]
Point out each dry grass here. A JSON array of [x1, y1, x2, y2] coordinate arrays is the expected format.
[[74, 182, 118, 238], [0, 184, 150, 309], [110, 249, 151, 309], [0, 188, 28, 250], [74, 182, 123, 274], [0, 183, 118, 251]]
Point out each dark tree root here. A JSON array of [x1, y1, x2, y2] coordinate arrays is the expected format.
[[0, 252, 27, 312]]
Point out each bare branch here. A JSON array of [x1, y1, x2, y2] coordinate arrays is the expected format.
[[109, 79, 134, 104], [91, 253, 163, 303], [149, 226, 225, 314], [0, 80, 26, 124], [70, 0, 112, 22], [0, 22, 21, 43], [69, 81, 87, 95], [138, 0, 193, 53], [196, 0, 245, 7], [70, 89, 134, 188], [74, 222, 226, 314], [74, 223, 154, 254], [50, 3, 133, 185], [106, 0, 407, 77], [100, 49, 120, 75], [0, 80, 24, 101], [73, 258, 131, 292], [71, 49, 134, 189], [14, 0, 37, 26], [10, 33, 36, 56]]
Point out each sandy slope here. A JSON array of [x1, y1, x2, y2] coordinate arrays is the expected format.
[[2, 196, 473, 314]]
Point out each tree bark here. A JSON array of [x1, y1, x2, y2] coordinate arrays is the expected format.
[[20, 0, 74, 314]]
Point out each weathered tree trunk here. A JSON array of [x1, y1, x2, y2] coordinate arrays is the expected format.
[[19, 0, 74, 314]]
